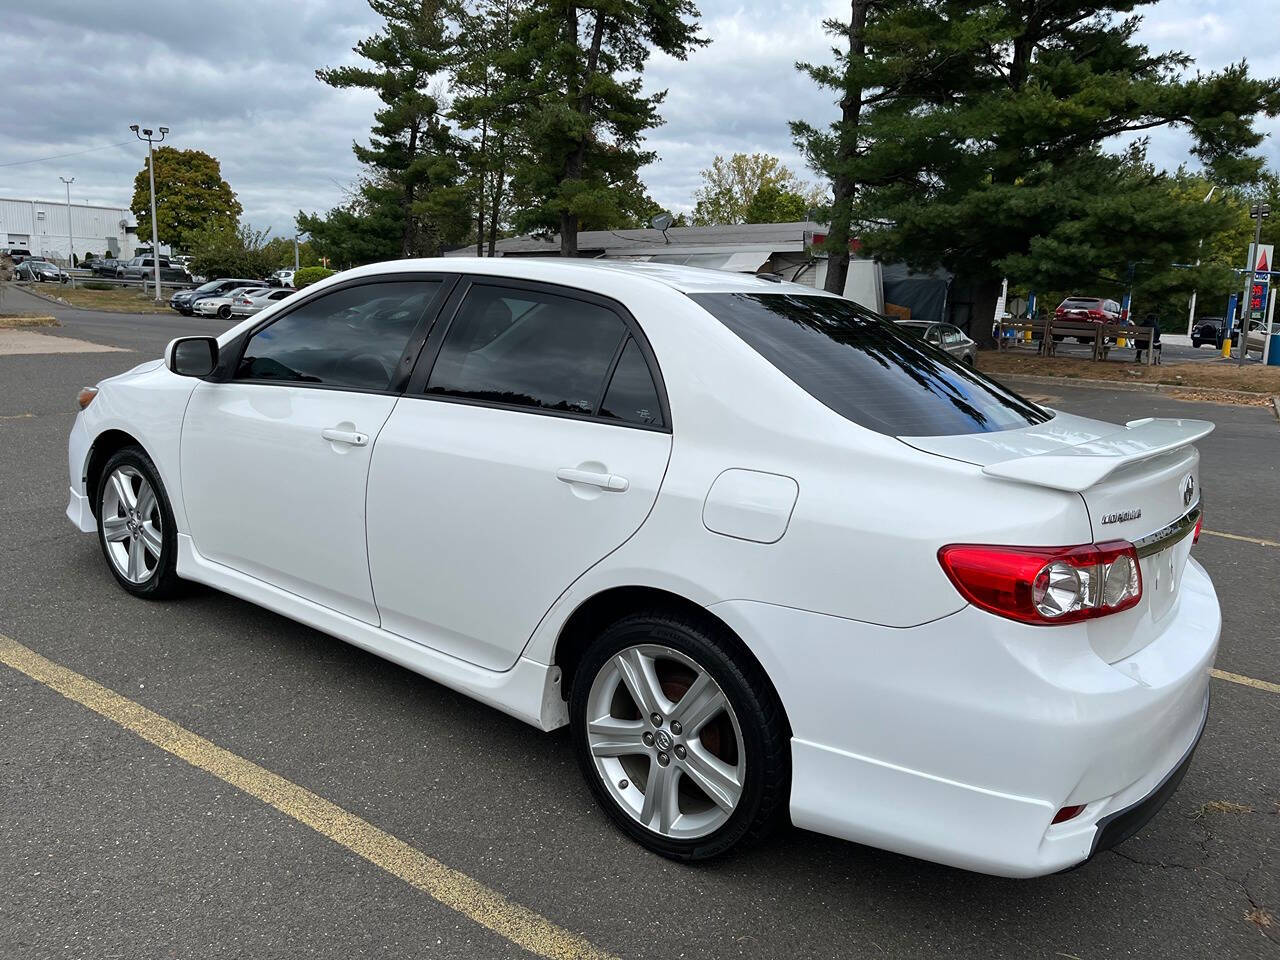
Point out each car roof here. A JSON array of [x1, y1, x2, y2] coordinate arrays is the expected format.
[[334, 256, 835, 298]]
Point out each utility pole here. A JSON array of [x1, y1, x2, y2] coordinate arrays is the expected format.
[[1185, 185, 1217, 337], [60, 176, 75, 288], [1239, 203, 1270, 367], [294, 234, 300, 272], [129, 124, 169, 301]]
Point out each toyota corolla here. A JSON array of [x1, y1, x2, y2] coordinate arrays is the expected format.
[[66, 259, 1219, 876]]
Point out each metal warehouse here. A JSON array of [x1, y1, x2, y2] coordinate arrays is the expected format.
[[0, 196, 138, 263]]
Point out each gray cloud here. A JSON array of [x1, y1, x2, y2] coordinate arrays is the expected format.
[[1, 0, 1274, 238]]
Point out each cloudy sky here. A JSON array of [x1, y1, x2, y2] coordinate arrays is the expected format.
[[2, 0, 1276, 239]]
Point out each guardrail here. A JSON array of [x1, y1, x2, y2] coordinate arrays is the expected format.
[[996, 318, 1157, 365]]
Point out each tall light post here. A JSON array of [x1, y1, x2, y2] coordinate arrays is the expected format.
[[1239, 202, 1270, 367], [1185, 185, 1217, 337], [130, 124, 168, 301], [60, 176, 75, 288]]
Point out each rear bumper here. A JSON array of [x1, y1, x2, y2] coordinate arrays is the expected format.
[[1088, 692, 1207, 859], [709, 557, 1220, 877]]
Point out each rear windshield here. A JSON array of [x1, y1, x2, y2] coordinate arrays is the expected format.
[[690, 292, 1051, 437], [1060, 298, 1100, 308]]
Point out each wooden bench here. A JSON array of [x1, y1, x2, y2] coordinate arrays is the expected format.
[[996, 318, 1157, 365]]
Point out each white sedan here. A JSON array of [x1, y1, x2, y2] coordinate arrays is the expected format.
[[193, 286, 269, 319], [231, 287, 296, 317], [65, 258, 1219, 875]]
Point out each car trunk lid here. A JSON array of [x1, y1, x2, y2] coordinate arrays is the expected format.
[[901, 413, 1211, 661]]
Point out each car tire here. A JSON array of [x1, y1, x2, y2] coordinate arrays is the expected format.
[[962, 354, 975, 366], [94, 447, 183, 600], [217, 305, 231, 320], [570, 609, 789, 861]]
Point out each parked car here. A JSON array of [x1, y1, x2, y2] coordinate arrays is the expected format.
[[90, 258, 124, 278], [117, 256, 190, 283], [16, 258, 69, 282], [230, 287, 295, 317], [1, 247, 33, 264], [1055, 296, 1123, 343], [194, 286, 269, 319], [169, 278, 261, 315], [1191, 317, 1224, 349], [896, 320, 977, 365], [268, 269, 296, 288], [66, 259, 1219, 877]]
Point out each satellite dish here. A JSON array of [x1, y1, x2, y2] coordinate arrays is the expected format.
[[650, 212, 674, 232]]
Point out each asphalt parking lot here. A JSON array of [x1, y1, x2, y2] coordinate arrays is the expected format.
[[2, 285, 1277, 959]]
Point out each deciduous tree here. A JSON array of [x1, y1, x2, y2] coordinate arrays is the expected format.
[[130, 147, 241, 253], [691, 153, 821, 226]]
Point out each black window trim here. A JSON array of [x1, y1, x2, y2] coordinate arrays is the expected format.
[[209, 272, 459, 397], [401, 274, 672, 434]]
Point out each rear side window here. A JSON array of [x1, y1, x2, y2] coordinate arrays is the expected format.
[[426, 285, 629, 416], [690, 292, 1050, 437], [600, 337, 663, 427]]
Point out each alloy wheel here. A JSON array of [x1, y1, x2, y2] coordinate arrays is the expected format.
[[100, 465, 163, 583], [585, 643, 745, 840]]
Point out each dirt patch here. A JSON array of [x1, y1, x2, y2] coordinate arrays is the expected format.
[[25, 285, 176, 314], [0, 314, 58, 328], [978, 351, 1280, 398]]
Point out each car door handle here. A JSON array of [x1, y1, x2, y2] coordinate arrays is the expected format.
[[556, 468, 629, 492], [321, 427, 369, 447]]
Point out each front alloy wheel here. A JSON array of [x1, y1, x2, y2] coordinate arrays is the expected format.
[[95, 447, 182, 599], [101, 465, 163, 583]]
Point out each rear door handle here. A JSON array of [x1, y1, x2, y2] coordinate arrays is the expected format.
[[322, 427, 369, 447], [556, 468, 629, 492]]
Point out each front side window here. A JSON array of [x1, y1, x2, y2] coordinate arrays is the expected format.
[[426, 285, 630, 416], [690, 292, 1051, 437], [237, 280, 441, 391]]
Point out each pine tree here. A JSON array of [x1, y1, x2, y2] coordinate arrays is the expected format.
[[318, 0, 472, 257], [451, 0, 526, 255], [795, 0, 1280, 328], [504, 0, 708, 255]]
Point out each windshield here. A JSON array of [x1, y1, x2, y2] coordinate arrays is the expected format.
[[690, 292, 1051, 437]]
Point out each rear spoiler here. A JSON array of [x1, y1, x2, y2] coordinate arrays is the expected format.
[[981, 418, 1214, 492]]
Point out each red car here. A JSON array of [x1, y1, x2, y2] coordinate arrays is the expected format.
[[1055, 297, 1124, 343]]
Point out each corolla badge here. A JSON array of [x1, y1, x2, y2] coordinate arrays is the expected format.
[[1101, 509, 1142, 525], [1182, 474, 1196, 507]]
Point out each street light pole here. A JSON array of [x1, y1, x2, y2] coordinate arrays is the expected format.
[[1186, 185, 1217, 337], [129, 124, 169, 302], [1239, 202, 1270, 367], [60, 176, 75, 288], [294, 234, 299, 272]]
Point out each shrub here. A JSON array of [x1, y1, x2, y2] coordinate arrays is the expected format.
[[293, 266, 337, 289]]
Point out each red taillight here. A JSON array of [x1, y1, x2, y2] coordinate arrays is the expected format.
[[938, 541, 1142, 625], [1193, 510, 1203, 544], [1052, 804, 1086, 825]]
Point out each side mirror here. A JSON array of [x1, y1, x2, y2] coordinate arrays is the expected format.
[[166, 336, 219, 377]]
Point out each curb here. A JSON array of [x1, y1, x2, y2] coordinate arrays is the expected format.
[[992, 372, 1272, 403]]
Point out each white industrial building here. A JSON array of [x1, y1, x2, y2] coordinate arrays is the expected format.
[[0, 196, 139, 264]]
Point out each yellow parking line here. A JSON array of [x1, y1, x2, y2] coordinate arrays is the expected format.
[[1211, 668, 1280, 696], [1201, 529, 1280, 549], [0, 634, 616, 960]]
